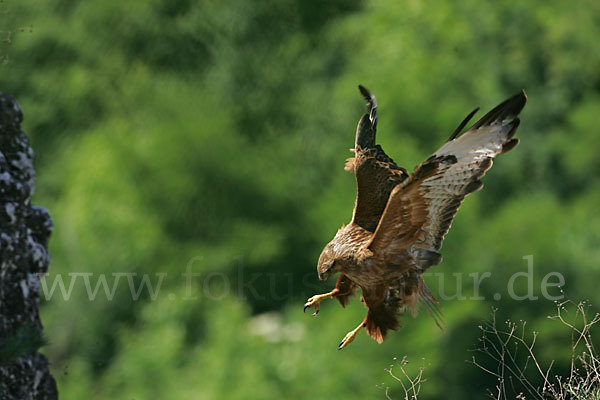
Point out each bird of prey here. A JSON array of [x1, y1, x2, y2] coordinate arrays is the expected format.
[[304, 86, 526, 350]]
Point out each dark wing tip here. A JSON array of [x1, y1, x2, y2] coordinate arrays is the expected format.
[[512, 89, 527, 111], [501, 137, 520, 154], [356, 84, 378, 142], [358, 84, 378, 112], [520, 89, 528, 101], [472, 90, 527, 129], [358, 84, 372, 101], [447, 106, 480, 142]]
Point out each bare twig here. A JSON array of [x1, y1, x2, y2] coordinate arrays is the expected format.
[[471, 298, 600, 400], [381, 356, 427, 400]]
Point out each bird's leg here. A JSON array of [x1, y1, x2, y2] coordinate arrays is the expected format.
[[303, 288, 340, 316], [338, 316, 367, 350]]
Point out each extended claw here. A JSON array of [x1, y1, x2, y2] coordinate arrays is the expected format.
[[303, 295, 321, 316], [338, 332, 356, 350], [338, 322, 365, 350], [304, 289, 340, 317]]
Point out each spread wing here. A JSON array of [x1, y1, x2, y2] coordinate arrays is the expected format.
[[346, 85, 409, 232], [368, 91, 527, 270]]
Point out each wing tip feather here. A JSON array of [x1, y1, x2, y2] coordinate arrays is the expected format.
[[464, 180, 484, 194], [355, 85, 378, 149], [358, 84, 378, 112], [448, 107, 480, 142], [358, 84, 374, 101], [472, 90, 527, 129], [501, 138, 520, 154]]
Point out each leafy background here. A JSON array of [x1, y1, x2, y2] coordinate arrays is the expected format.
[[1, 0, 600, 398]]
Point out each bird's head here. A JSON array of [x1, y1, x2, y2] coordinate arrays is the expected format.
[[316, 228, 350, 281], [316, 243, 339, 281]]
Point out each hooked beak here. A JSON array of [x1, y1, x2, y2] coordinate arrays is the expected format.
[[318, 266, 332, 281]]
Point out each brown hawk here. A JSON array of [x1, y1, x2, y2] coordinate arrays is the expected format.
[[304, 86, 526, 349]]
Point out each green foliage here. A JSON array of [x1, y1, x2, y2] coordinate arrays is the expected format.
[[1, 0, 599, 398]]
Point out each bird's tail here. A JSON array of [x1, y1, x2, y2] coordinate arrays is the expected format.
[[364, 304, 401, 344]]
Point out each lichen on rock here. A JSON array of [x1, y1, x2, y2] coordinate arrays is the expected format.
[[0, 92, 58, 399]]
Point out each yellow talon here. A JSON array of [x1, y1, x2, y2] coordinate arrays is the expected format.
[[338, 322, 365, 350], [303, 289, 340, 316]]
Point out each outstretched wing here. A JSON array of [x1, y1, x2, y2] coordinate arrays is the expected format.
[[368, 91, 527, 269], [347, 85, 409, 232]]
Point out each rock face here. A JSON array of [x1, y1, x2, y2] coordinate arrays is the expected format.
[[0, 93, 58, 399]]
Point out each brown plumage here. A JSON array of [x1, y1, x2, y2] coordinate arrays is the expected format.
[[304, 86, 527, 349]]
